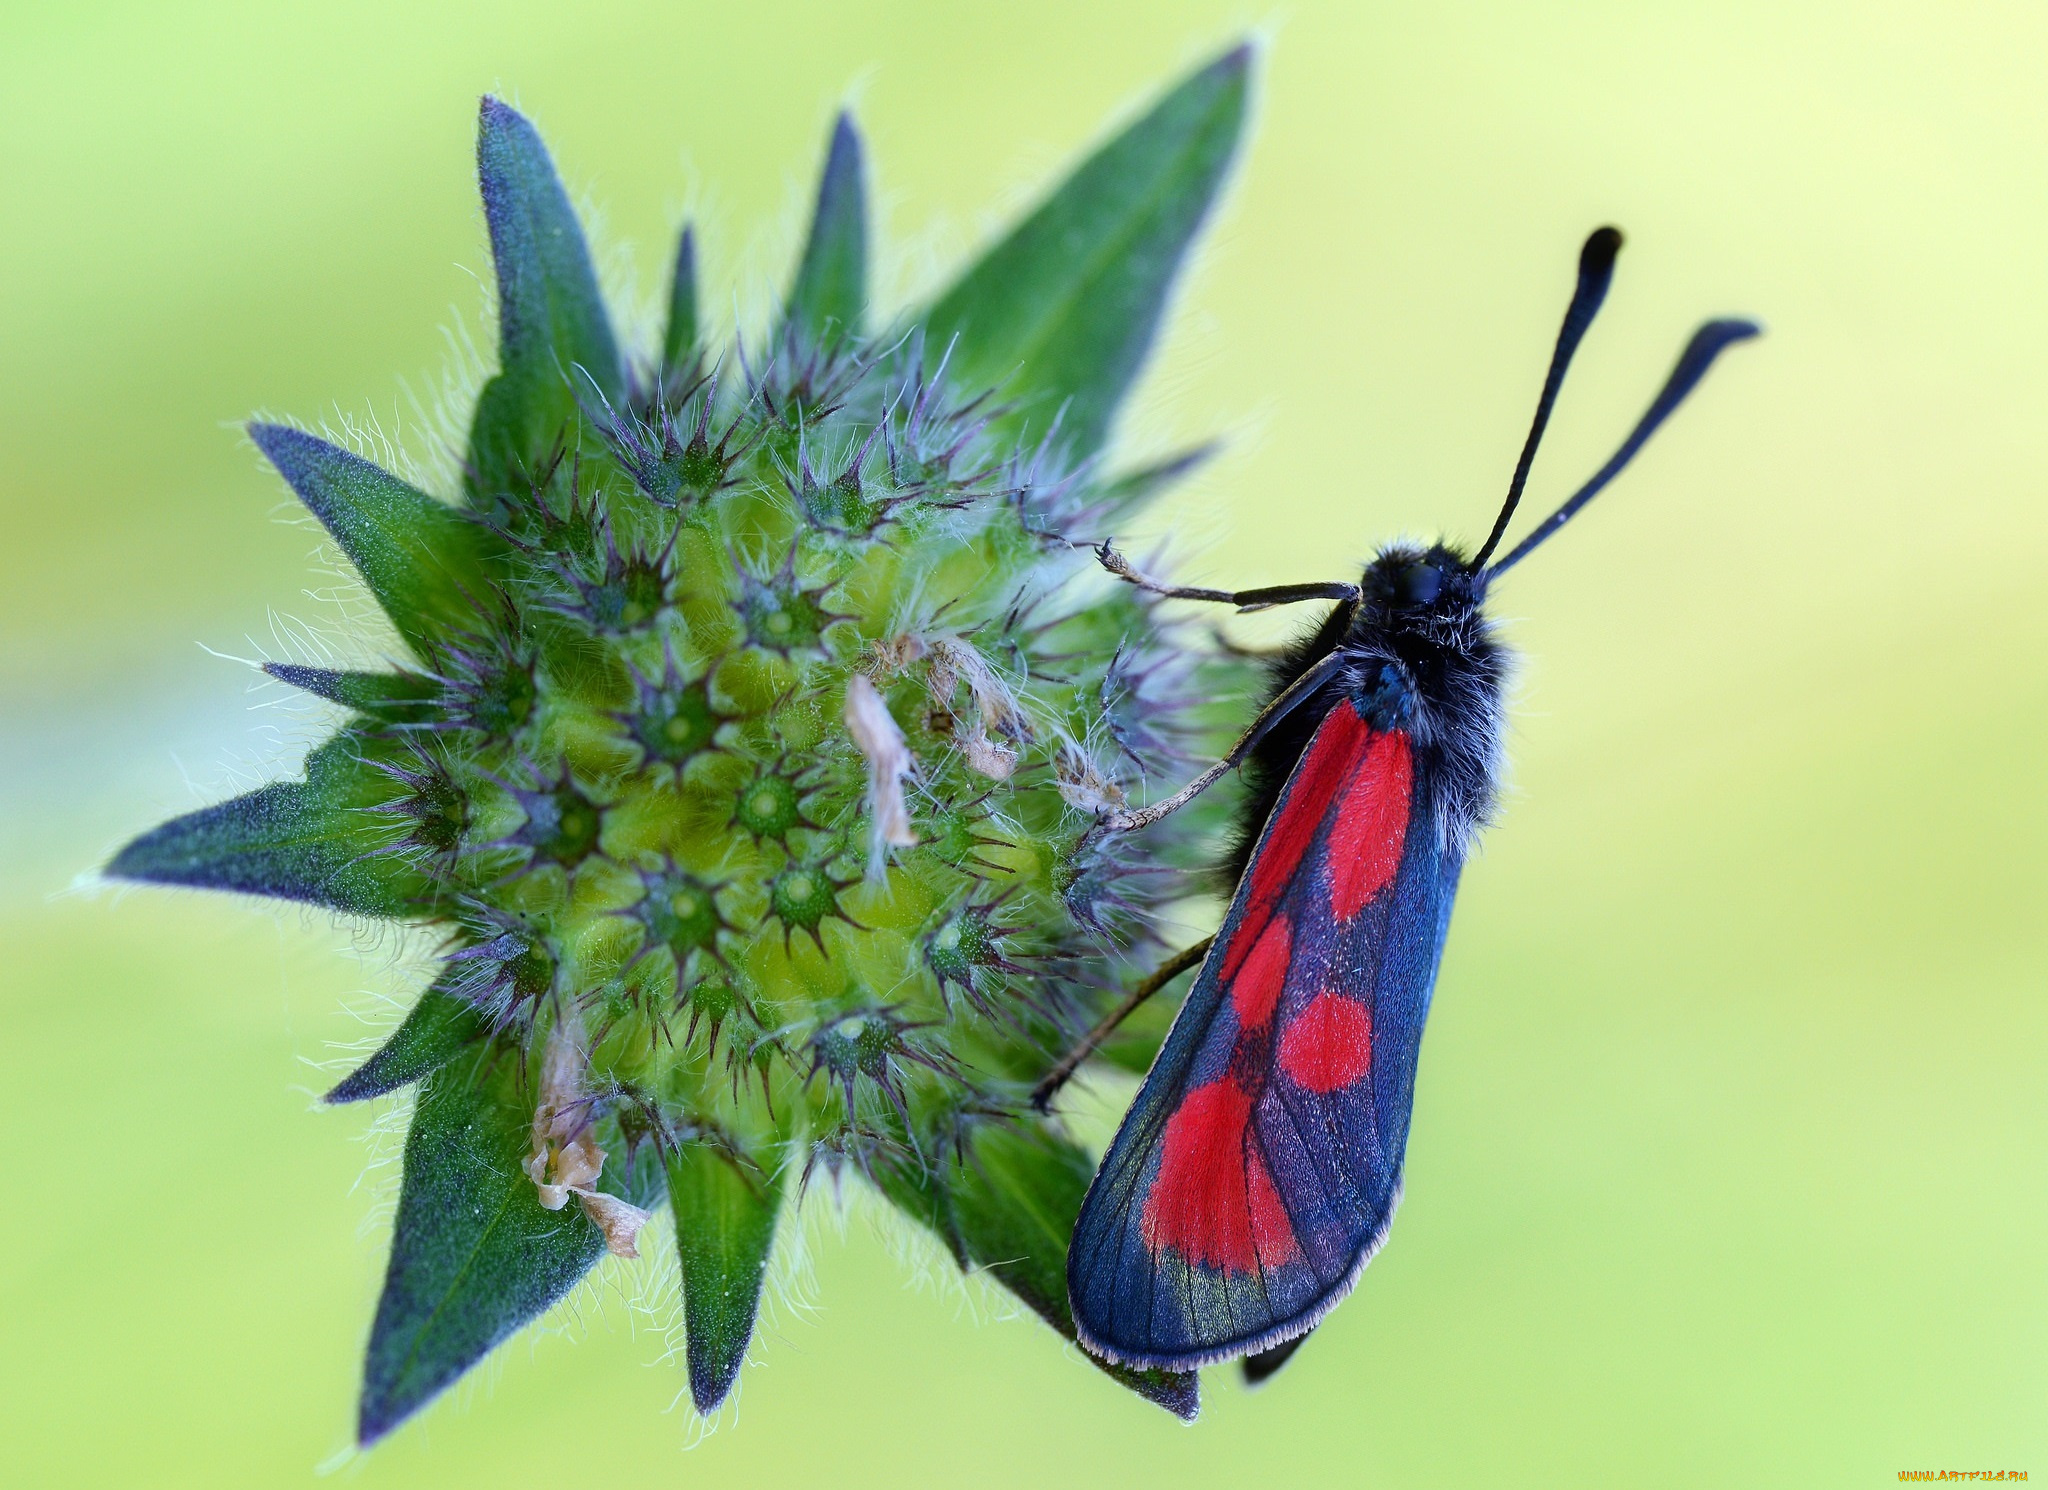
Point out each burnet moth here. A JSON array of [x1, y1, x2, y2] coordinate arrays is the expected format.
[[1045, 227, 1759, 1378]]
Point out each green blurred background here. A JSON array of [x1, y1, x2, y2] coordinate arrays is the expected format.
[[3, 1, 2043, 1484]]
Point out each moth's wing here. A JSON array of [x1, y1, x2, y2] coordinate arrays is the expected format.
[[1069, 700, 1462, 1371], [1232, 777, 1460, 1349]]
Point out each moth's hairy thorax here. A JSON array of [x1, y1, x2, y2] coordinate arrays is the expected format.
[[1227, 543, 1508, 885], [1345, 545, 1508, 858]]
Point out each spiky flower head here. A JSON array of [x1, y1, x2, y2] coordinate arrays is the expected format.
[[111, 49, 1258, 1442]]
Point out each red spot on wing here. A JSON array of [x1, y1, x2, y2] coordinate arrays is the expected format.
[[1278, 992, 1375, 1094], [1326, 730, 1413, 920], [1228, 913, 1292, 1030], [1221, 704, 1371, 984], [1245, 703, 1368, 921], [1141, 1080, 1298, 1273]]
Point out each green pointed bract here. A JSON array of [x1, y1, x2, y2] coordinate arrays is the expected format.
[[923, 46, 1249, 458], [477, 95, 622, 392], [358, 1049, 605, 1445], [948, 1120, 1199, 1420], [668, 1139, 782, 1412], [249, 424, 496, 655], [326, 978, 487, 1104], [469, 96, 624, 498], [784, 113, 868, 343], [107, 734, 428, 916], [264, 662, 439, 721], [662, 224, 699, 376], [120, 54, 1267, 1441]]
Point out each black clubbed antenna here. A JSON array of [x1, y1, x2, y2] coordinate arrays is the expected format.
[[1486, 317, 1761, 578], [1467, 226, 1625, 571]]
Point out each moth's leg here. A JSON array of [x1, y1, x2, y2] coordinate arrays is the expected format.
[[1242, 1331, 1311, 1386], [1100, 648, 1349, 832], [1031, 936, 1215, 1112], [1095, 541, 1360, 612]]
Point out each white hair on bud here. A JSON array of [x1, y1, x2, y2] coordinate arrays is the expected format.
[[844, 673, 917, 874], [865, 632, 927, 676], [925, 637, 1028, 780], [1053, 738, 1127, 814], [525, 1020, 652, 1258], [958, 731, 1018, 780]]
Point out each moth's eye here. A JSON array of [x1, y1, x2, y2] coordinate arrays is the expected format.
[[1401, 562, 1443, 605]]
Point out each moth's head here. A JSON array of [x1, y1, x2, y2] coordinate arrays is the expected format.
[[1358, 542, 1482, 627]]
